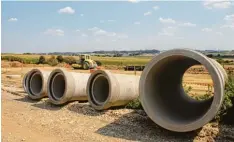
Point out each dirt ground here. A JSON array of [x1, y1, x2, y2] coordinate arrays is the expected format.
[[1, 64, 234, 142]]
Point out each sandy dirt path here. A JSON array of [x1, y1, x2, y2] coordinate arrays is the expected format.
[[2, 89, 234, 142]]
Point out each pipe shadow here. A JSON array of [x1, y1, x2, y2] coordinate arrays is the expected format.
[[14, 96, 42, 103], [31, 99, 65, 111], [95, 111, 200, 142], [67, 102, 106, 116], [215, 124, 234, 141]]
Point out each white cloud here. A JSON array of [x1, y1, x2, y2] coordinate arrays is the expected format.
[[203, 0, 232, 9], [201, 28, 212, 32], [179, 22, 196, 27], [107, 20, 116, 22], [220, 24, 234, 29], [80, 14, 84, 17], [128, 0, 140, 3], [134, 22, 140, 25], [100, 20, 105, 23], [159, 17, 176, 24], [112, 39, 117, 42], [58, 7, 75, 14], [8, 18, 18, 22], [88, 27, 100, 31], [221, 14, 234, 30], [89, 27, 116, 37], [176, 37, 185, 39], [224, 14, 234, 21], [44, 29, 64, 36], [153, 6, 159, 10], [76, 29, 80, 32], [216, 32, 223, 36], [117, 34, 128, 39], [81, 33, 88, 37], [158, 26, 177, 36], [144, 11, 152, 16], [94, 29, 108, 36], [107, 32, 117, 37]]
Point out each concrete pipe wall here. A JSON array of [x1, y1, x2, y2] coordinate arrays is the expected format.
[[24, 69, 51, 99], [22, 70, 31, 93], [47, 68, 90, 105], [139, 48, 227, 132], [87, 70, 140, 110]]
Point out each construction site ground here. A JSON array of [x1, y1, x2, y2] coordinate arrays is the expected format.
[[1, 63, 234, 142]]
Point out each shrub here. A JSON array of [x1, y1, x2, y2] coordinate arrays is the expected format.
[[215, 74, 234, 122], [216, 58, 224, 64], [95, 60, 102, 66], [38, 56, 46, 64], [126, 98, 142, 109], [56, 55, 64, 63], [47, 56, 58, 66], [63, 56, 77, 65]]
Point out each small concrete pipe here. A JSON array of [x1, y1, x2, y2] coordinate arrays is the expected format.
[[87, 70, 140, 110], [25, 69, 51, 99], [139, 48, 227, 132], [47, 68, 90, 105]]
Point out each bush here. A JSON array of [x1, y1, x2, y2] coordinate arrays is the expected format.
[[47, 56, 58, 66], [38, 56, 46, 64], [216, 58, 224, 64], [126, 98, 142, 109], [95, 60, 102, 66], [215, 74, 234, 122], [56, 55, 64, 63], [1, 55, 39, 64], [63, 56, 77, 65]]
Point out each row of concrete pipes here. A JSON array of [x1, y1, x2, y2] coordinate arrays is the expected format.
[[22, 49, 228, 132]]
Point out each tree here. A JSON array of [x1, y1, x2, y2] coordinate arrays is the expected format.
[[38, 56, 46, 64], [56, 55, 64, 63]]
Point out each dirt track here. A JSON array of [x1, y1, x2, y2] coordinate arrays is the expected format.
[[2, 87, 234, 142]]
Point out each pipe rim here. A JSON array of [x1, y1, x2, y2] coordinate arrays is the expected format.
[[26, 69, 45, 99], [47, 68, 73, 105], [91, 74, 110, 106], [139, 48, 223, 132], [22, 71, 30, 93], [29, 72, 43, 96], [87, 70, 115, 110]]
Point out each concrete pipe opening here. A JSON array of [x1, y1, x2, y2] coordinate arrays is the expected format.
[[49, 72, 66, 101], [90, 74, 110, 105], [140, 49, 224, 132], [29, 73, 43, 96]]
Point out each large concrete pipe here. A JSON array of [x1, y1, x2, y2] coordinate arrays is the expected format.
[[87, 70, 140, 110], [47, 68, 90, 105], [25, 69, 51, 99], [139, 48, 227, 132]]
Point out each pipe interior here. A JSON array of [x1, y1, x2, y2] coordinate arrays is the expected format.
[[51, 73, 66, 100], [91, 74, 109, 105], [144, 55, 213, 125], [29, 73, 43, 96]]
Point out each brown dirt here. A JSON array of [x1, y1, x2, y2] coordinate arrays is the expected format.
[[2, 87, 234, 142]]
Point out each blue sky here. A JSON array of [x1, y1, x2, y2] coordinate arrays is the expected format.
[[2, 1, 234, 53]]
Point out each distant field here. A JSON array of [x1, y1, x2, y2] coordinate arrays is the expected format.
[[1, 54, 153, 66]]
